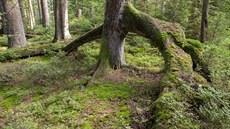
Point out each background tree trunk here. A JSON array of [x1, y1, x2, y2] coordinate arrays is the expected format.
[[28, 0, 36, 29], [2, 0, 27, 48], [0, 1, 7, 35], [53, 0, 71, 42], [200, 0, 209, 43], [18, 0, 25, 22], [37, 0, 42, 24], [41, 0, 50, 27]]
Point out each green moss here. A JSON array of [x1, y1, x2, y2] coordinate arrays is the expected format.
[[82, 121, 93, 129], [2, 82, 135, 128], [125, 2, 140, 18], [159, 32, 169, 42], [85, 83, 132, 100], [0, 91, 21, 109], [0, 35, 8, 47], [95, 38, 111, 78], [186, 39, 203, 49]]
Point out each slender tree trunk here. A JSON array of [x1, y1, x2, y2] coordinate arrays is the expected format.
[[75, 0, 82, 18], [2, 0, 28, 48], [28, 0, 36, 29], [53, 0, 71, 42], [41, 0, 50, 27], [200, 0, 209, 43], [18, 0, 25, 24], [37, 0, 42, 24], [76, 9, 82, 18]]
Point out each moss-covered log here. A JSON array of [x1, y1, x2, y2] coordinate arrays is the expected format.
[[0, 43, 64, 62], [122, 3, 209, 87]]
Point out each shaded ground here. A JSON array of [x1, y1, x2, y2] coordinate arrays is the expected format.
[[0, 39, 164, 128], [0, 67, 163, 129]]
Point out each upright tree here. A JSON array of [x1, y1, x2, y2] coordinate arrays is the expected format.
[[37, 0, 42, 24], [28, 0, 36, 29], [53, 0, 71, 42], [41, 0, 50, 27], [99, 0, 127, 70], [18, 0, 26, 25], [2, 0, 27, 48], [200, 0, 209, 43], [0, 1, 6, 35]]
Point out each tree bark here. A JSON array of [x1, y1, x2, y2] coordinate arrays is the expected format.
[[76, 9, 82, 18], [63, 25, 103, 53], [2, 0, 28, 48], [28, 0, 36, 29], [98, 0, 127, 71], [37, 0, 42, 24], [200, 0, 209, 43], [0, 1, 7, 35], [41, 0, 50, 27], [53, 0, 71, 42], [18, 0, 25, 24]]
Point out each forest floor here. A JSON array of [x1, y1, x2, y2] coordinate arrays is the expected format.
[[0, 27, 229, 128], [0, 33, 166, 128]]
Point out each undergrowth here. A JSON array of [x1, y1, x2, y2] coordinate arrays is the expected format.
[[153, 83, 230, 129], [204, 38, 230, 91]]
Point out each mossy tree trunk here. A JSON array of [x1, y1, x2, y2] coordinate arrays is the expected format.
[[122, 3, 210, 87], [99, 0, 127, 69], [92, 1, 210, 85]]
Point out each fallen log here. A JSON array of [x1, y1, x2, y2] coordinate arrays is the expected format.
[[0, 43, 65, 62], [0, 25, 103, 62]]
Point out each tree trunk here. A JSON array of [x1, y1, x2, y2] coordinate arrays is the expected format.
[[53, 0, 71, 42], [18, 0, 25, 24], [98, 0, 127, 72], [37, 0, 42, 24], [28, 0, 36, 29], [41, 0, 50, 27], [2, 0, 28, 48], [200, 0, 209, 43], [76, 9, 82, 18], [0, 1, 7, 35]]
